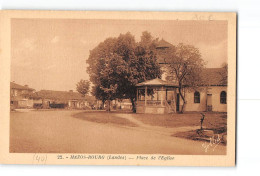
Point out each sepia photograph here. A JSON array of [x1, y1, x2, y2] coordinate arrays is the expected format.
[[0, 11, 236, 166]]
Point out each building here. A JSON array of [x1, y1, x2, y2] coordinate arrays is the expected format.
[[181, 68, 227, 112], [10, 81, 96, 110], [135, 39, 227, 114], [35, 90, 96, 109], [119, 99, 132, 110], [10, 82, 35, 109]]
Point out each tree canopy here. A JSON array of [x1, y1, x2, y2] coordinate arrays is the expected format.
[[87, 31, 162, 112], [165, 43, 205, 113], [76, 79, 90, 97]]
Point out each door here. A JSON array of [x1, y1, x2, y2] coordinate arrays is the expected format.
[[207, 94, 212, 111], [176, 93, 180, 112]]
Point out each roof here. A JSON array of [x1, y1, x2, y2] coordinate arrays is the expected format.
[[155, 39, 175, 64], [35, 90, 95, 101], [156, 39, 174, 49], [200, 68, 227, 86], [10, 82, 35, 91], [136, 78, 178, 87], [136, 68, 227, 87]]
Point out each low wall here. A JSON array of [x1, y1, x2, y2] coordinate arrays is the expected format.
[[136, 106, 166, 114]]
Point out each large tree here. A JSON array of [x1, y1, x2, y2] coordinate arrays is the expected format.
[[87, 31, 161, 112], [165, 43, 205, 113]]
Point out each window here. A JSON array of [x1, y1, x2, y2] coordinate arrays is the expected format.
[[194, 91, 200, 103], [220, 91, 227, 104]]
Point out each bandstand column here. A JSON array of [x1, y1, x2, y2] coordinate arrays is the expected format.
[[161, 86, 164, 106], [136, 88, 138, 101], [145, 86, 147, 106]]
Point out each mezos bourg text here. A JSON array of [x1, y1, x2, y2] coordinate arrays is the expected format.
[[66, 155, 174, 161]]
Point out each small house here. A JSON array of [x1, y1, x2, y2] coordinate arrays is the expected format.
[[10, 82, 35, 109]]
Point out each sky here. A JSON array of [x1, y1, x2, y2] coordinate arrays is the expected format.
[[11, 19, 227, 91]]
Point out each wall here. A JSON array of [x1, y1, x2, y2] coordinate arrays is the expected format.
[[136, 105, 166, 114], [183, 86, 227, 112], [27, 99, 34, 108], [16, 99, 34, 108], [161, 66, 168, 80], [33, 99, 42, 104], [184, 88, 207, 112], [210, 86, 227, 112], [17, 100, 27, 108]]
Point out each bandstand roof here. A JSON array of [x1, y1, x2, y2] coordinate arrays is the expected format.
[[155, 39, 173, 49], [136, 78, 178, 87]]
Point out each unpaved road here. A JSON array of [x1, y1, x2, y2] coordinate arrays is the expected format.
[[10, 110, 226, 154]]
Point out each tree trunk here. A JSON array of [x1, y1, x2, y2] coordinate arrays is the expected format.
[[102, 100, 105, 110], [107, 100, 111, 112], [130, 98, 136, 113], [178, 87, 186, 113], [181, 100, 186, 113]]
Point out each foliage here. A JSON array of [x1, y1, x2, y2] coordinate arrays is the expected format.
[[165, 43, 205, 113], [76, 80, 90, 97], [87, 31, 162, 112]]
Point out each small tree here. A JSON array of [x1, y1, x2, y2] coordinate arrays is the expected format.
[[76, 80, 90, 97], [166, 43, 205, 113]]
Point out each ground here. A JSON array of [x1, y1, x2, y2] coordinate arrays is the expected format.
[[132, 112, 227, 144], [10, 110, 226, 154]]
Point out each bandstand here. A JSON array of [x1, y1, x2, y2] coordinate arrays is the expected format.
[[136, 78, 179, 114]]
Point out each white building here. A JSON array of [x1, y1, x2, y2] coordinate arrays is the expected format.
[[136, 40, 227, 114]]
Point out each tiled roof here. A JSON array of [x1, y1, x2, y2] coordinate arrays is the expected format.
[[156, 39, 174, 49], [36, 90, 95, 101], [10, 82, 35, 91], [200, 68, 227, 86], [155, 39, 174, 64]]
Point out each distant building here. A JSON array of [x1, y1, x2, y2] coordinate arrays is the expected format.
[[119, 99, 132, 110], [10, 82, 96, 110], [35, 90, 96, 109], [111, 99, 132, 110], [10, 82, 35, 109], [136, 39, 227, 114]]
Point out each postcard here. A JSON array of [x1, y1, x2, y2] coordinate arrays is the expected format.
[[0, 10, 236, 166]]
